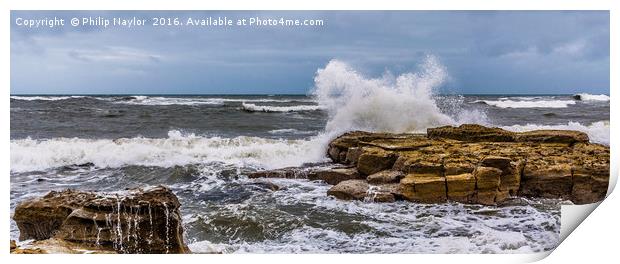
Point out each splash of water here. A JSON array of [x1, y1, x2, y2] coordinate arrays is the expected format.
[[312, 56, 463, 135]]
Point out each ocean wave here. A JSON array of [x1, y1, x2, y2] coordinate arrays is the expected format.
[[473, 99, 576, 109], [10, 96, 86, 101], [267, 129, 315, 135], [497, 96, 542, 101], [118, 96, 226, 106], [116, 96, 316, 106], [241, 103, 325, 112], [312, 56, 483, 134], [501, 121, 609, 145], [12, 95, 317, 105], [10, 130, 330, 173], [573, 93, 610, 101]]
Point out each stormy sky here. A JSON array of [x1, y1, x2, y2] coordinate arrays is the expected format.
[[10, 11, 610, 95]]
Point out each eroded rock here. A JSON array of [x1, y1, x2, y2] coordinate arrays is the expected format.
[[325, 125, 608, 205], [249, 124, 609, 205], [10, 238, 115, 254], [514, 130, 589, 144], [367, 170, 404, 184], [327, 180, 369, 201], [327, 180, 398, 202], [13, 186, 189, 254], [427, 124, 515, 142], [400, 174, 447, 203], [446, 173, 476, 203], [308, 167, 362, 185], [519, 163, 573, 200], [356, 147, 398, 175]]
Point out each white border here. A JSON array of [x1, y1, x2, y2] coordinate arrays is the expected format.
[[1, 1, 617, 263]]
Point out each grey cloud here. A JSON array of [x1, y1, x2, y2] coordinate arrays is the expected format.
[[68, 47, 162, 63], [10, 10, 609, 95]]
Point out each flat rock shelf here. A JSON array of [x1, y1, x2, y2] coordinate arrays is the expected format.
[[251, 124, 609, 205]]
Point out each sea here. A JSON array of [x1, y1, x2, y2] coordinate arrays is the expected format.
[[9, 61, 610, 253]]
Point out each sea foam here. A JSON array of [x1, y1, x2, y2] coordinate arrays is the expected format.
[[186, 178, 560, 253]]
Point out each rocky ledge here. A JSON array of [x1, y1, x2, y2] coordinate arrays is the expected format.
[[12, 186, 189, 254], [251, 124, 609, 205]]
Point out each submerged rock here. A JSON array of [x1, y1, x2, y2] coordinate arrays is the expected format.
[[247, 167, 312, 179], [12, 186, 189, 254], [246, 181, 280, 191], [254, 124, 609, 205]]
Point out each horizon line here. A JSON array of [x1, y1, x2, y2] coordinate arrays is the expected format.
[[9, 93, 607, 96]]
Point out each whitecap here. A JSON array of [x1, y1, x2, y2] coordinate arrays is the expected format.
[[10, 130, 331, 173], [574, 93, 610, 101], [241, 103, 324, 112], [10, 96, 86, 101], [116, 96, 316, 106], [119, 96, 225, 106], [474, 99, 576, 109]]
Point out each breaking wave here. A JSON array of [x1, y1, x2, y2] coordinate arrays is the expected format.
[[312, 56, 482, 135], [473, 99, 576, 109], [501, 121, 609, 145], [241, 103, 325, 112], [10, 130, 329, 173]]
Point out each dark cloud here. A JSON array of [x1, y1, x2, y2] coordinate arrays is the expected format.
[[10, 11, 609, 95]]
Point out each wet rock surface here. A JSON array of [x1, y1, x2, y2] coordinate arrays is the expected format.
[[10, 238, 115, 254], [12, 185, 189, 254], [308, 167, 363, 185], [327, 180, 400, 203], [252, 124, 609, 205]]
